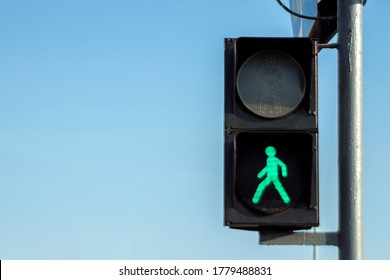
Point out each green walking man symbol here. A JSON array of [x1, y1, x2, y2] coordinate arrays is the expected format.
[[252, 146, 291, 205]]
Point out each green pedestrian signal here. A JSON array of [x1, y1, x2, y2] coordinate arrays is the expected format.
[[234, 132, 313, 215], [224, 37, 319, 231], [252, 146, 291, 205]]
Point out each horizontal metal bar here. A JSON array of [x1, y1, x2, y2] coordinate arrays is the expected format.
[[318, 43, 339, 50], [259, 231, 339, 246]]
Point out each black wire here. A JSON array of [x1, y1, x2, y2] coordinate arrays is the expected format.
[[275, 0, 367, 21], [275, 0, 335, 20]]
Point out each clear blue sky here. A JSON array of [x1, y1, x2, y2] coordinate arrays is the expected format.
[[0, 0, 387, 260]]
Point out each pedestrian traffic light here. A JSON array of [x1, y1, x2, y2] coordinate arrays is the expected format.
[[224, 37, 318, 231]]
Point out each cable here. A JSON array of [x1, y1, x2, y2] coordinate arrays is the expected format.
[[275, 0, 335, 20], [275, 0, 367, 21]]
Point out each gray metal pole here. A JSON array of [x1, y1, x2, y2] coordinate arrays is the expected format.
[[337, 0, 364, 260]]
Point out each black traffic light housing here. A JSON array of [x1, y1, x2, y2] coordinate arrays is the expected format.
[[309, 0, 337, 44], [224, 37, 319, 231]]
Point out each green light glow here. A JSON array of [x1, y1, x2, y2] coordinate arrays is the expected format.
[[252, 146, 291, 205]]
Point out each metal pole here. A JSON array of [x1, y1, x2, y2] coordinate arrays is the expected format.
[[313, 227, 318, 260], [337, 0, 364, 260]]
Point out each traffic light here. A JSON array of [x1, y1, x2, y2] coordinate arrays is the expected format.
[[224, 37, 318, 231]]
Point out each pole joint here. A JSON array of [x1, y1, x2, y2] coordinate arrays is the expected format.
[[259, 231, 339, 246]]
